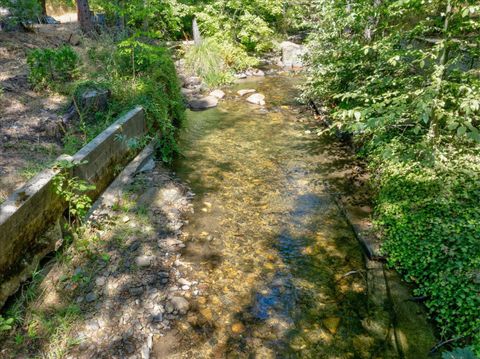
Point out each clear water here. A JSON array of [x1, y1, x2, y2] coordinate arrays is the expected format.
[[169, 75, 403, 358]]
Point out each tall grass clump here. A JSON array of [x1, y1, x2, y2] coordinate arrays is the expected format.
[[183, 38, 233, 87]]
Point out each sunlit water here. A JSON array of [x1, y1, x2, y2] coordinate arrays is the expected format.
[[170, 75, 398, 358]]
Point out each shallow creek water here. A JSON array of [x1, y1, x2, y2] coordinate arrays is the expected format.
[[167, 75, 407, 358]]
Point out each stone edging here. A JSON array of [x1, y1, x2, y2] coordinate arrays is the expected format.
[[326, 180, 437, 357], [0, 106, 147, 308]]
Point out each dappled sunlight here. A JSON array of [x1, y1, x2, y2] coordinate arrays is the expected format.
[[158, 76, 411, 357]]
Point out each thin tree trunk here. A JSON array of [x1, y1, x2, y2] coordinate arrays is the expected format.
[[143, 0, 149, 31], [428, 0, 452, 142], [40, 0, 47, 16], [76, 0, 95, 34]]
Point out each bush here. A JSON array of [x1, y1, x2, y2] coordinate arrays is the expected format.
[[303, 1, 480, 353], [184, 38, 233, 87], [217, 40, 259, 72], [112, 38, 185, 162], [0, 0, 41, 27], [27, 46, 79, 90]]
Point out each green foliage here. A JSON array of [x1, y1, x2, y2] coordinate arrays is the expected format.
[[193, 0, 284, 53], [53, 160, 95, 226], [90, 0, 186, 38], [27, 46, 79, 90], [0, 316, 14, 332], [303, 0, 480, 353], [374, 145, 480, 349], [0, 0, 41, 26], [184, 38, 233, 87], [112, 38, 185, 162]]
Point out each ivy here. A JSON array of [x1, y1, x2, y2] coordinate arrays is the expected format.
[[304, 0, 480, 354]]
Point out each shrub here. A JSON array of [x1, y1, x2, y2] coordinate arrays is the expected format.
[[113, 38, 185, 162], [0, 0, 41, 27], [303, 0, 480, 352], [184, 38, 233, 87], [217, 40, 258, 72], [27, 46, 79, 90]]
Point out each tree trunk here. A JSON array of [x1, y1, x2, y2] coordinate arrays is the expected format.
[[76, 0, 94, 34], [40, 0, 47, 16]]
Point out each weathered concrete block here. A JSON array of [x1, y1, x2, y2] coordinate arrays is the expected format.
[[0, 106, 146, 308]]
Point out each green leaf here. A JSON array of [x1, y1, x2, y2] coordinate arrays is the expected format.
[[457, 126, 466, 136]]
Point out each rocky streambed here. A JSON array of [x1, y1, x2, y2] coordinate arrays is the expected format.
[[0, 72, 437, 359]]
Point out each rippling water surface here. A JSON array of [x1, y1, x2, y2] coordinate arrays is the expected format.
[[169, 75, 401, 358]]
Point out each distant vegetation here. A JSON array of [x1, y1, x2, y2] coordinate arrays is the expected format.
[[303, 0, 480, 354], [3, 0, 479, 355]]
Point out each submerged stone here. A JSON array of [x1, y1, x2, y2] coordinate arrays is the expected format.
[[189, 96, 219, 110], [237, 89, 256, 96]]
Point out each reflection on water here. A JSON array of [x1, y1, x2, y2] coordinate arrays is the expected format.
[[170, 75, 398, 358]]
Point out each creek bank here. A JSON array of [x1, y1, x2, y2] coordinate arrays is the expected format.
[[0, 145, 199, 359], [0, 107, 147, 309]]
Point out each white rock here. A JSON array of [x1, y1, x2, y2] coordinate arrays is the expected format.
[[178, 278, 191, 286], [95, 276, 106, 286], [246, 93, 266, 106], [209, 89, 225, 99], [234, 73, 247, 79], [237, 89, 256, 96]]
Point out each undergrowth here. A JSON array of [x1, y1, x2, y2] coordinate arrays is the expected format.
[[372, 142, 480, 351]]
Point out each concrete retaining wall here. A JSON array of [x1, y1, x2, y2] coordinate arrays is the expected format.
[[0, 107, 147, 307]]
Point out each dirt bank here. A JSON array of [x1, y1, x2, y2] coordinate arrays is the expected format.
[[0, 23, 81, 202]]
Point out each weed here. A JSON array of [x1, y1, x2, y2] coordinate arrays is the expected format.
[[53, 160, 96, 227], [0, 316, 14, 332], [14, 333, 24, 345], [27, 46, 79, 91]]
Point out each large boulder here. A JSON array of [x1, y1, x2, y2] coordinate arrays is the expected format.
[[280, 41, 307, 68], [189, 96, 219, 111]]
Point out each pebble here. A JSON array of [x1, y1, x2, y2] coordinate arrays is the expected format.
[[85, 292, 97, 303], [165, 302, 174, 313], [95, 276, 106, 286], [135, 256, 154, 267], [85, 320, 99, 331], [178, 278, 191, 286], [232, 322, 246, 334], [129, 286, 144, 296], [170, 296, 190, 314]]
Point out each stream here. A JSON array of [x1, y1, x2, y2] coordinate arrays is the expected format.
[[159, 74, 430, 358]]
